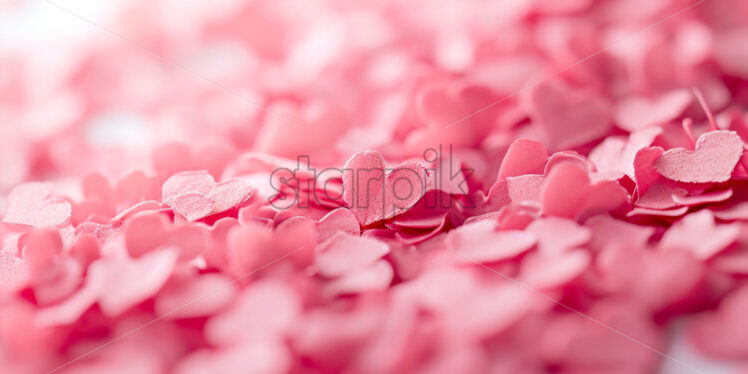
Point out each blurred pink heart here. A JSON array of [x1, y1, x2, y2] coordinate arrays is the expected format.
[[541, 163, 627, 220], [524, 81, 611, 150], [3, 183, 71, 227]]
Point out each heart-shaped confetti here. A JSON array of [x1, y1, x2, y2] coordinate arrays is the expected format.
[[653, 130, 744, 184], [4, 2, 748, 373]]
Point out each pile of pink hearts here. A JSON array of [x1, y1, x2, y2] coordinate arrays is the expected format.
[[2, 0, 748, 372]]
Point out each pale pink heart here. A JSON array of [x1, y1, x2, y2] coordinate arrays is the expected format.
[[613, 90, 692, 132], [585, 215, 653, 251], [154, 273, 237, 319], [3, 182, 71, 227], [407, 84, 497, 152], [497, 138, 548, 180], [325, 260, 394, 296], [95, 249, 178, 317], [162, 171, 254, 222], [589, 127, 662, 178], [525, 217, 591, 255], [316, 208, 360, 243], [253, 100, 347, 158], [342, 150, 430, 225], [520, 249, 590, 288], [314, 232, 390, 278], [523, 81, 611, 150], [124, 211, 209, 260], [205, 280, 301, 345], [446, 220, 537, 263], [660, 210, 740, 260], [653, 130, 744, 183]]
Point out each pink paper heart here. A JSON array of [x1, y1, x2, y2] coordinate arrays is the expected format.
[[95, 249, 178, 317], [523, 81, 611, 150], [125, 211, 209, 260], [446, 219, 537, 263], [155, 273, 237, 319], [540, 163, 628, 220], [316, 207, 360, 243], [660, 210, 740, 260], [3, 183, 71, 227], [254, 100, 348, 159], [653, 130, 744, 183], [407, 84, 497, 152], [342, 150, 430, 225], [162, 171, 254, 222], [314, 233, 389, 278], [613, 90, 692, 132]]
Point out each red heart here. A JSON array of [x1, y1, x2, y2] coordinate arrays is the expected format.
[[653, 130, 744, 183], [342, 150, 430, 225]]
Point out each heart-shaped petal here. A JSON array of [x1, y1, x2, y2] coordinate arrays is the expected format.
[[653, 130, 744, 183], [342, 150, 430, 225]]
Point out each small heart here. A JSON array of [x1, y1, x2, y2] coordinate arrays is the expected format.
[[540, 162, 627, 220], [523, 81, 611, 150], [314, 233, 389, 278], [95, 249, 178, 317], [342, 150, 430, 225], [162, 171, 254, 222], [407, 84, 496, 152], [653, 130, 744, 183], [254, 100, 347, 158], [316, 208, 360, 243], [124, 211, 209, 260], [155, 273, 237, 319], [446, 219, 537, 263], [613, 90, 692, 132], [3, 182, 71, 227]]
